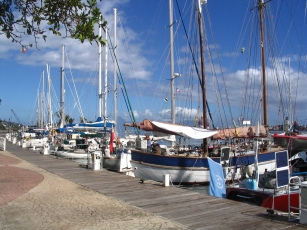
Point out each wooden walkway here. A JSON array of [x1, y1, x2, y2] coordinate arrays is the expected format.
[[5, 142, 306, 230]]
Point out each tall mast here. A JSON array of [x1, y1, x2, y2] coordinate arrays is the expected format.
[[169, 0, 175, 124], [47, 64, 52, 129], [60, 44, 65, 128], [37, 88, 40, 127], [103, 26, 108, 128], [98, 16, 102, 119], [289, 57, 292, 124], [258, 0, 268, 130], [198, 0, 208, 156], [41, 70, 45, 129], [114, 8, 118, 135]]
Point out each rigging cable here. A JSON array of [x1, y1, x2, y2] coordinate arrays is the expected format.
[[107, 30, 138, 133], [204, 3, 234, 129], [174, 0, 215, 129]]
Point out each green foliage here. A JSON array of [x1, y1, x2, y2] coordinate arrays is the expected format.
[[0, 0, 107, 48]]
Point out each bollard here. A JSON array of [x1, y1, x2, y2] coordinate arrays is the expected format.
[[163, 174, 170, 187], [91, 153, 101, 170], [43, 144, 50, 155]]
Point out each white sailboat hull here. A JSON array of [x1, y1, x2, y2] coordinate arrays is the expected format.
[[24, 138, 48, 148], [56, 150, 101, 159], [130, 159, 276, 185], [103, 151, 133, 173]]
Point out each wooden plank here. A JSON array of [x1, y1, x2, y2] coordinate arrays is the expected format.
[[5, 141, 304, 229]]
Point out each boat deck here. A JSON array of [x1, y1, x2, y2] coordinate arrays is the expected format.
[[5, 141, 306, 229]]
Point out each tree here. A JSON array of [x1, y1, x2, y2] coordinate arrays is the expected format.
[[65, 115, 71, 124], [0, 0, 107, 49], [80, 116, 87, 123]]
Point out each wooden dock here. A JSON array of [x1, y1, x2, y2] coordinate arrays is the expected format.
[[5, 142, 306, 229]]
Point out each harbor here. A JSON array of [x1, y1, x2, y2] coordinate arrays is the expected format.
[[1, 1, 307, 229], [1, 140, 306, 229]]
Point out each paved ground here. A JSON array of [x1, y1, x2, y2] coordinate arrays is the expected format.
[[0, 150, 186, 230]]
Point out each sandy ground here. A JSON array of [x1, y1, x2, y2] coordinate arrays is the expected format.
[[0, 150, 186, 230]]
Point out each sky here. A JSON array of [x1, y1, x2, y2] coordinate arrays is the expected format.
[[1, 0, 307, 134]]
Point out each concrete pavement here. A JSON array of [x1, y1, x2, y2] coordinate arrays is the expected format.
[[0, 150, 186, 230]]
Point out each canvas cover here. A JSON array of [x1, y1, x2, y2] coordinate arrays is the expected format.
[[124, 119, 218, 139]]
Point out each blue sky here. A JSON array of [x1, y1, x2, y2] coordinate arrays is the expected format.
[[1, 0, 307, 132]]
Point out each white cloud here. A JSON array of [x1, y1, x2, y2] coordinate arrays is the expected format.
[[145, 109, 152, 117], [0, 0, 152, 82], [132, 110, 139, 118]]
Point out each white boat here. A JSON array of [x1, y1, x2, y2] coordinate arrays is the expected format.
[[126, 119, 278, 184], [124, 0, 283, 185], [56, 149, 92, 159], [102, 148, 133, 174], [55, 136, 102, 159], [22, 136, 49, 149]]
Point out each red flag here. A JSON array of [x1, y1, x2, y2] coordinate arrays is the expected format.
[[110, 128, 115, 153]]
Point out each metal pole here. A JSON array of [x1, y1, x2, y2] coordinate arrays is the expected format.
[[169, 0, 175, 124], [60, 45, 65, 128], [259, 0, 268, 130], [114, 8, 118, 136], [198, 1, 208, 156], [98, 16, 102, 119], [104, 26, 108, 128]]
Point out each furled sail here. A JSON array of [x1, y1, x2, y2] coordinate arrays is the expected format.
[[124, 119, 218, 139]]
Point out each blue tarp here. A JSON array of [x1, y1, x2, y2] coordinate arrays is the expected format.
[[208, 157, 226, 198]]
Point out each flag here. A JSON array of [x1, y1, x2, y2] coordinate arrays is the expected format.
[[208, 158, 226, 198], [20, 46, 28, 53], [110, 128, 115, 153], [176, 88, 180, 93]]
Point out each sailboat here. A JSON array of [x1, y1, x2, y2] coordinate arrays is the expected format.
[[273, 119, 307, 158], [225, 0, 307, 213], [94, 9, 133, 173], [124, 0, 280, 185], [64, 117, 115, 131]]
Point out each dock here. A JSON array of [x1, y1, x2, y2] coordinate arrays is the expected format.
[[2, 141, 306, 229]]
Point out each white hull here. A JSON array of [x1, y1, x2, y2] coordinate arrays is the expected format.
[[56, 150, 100, 159], [56, 151, 90, 159], [103, 151, 133, 173], [130, 160, 276, 184], [24, 138, 48, 148]]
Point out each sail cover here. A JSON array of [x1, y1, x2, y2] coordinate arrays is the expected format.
[[124, 119, 218, 139], [212, 125, 267, 140]]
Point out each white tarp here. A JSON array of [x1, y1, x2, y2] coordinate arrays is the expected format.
[[151, 121, 218, 139]]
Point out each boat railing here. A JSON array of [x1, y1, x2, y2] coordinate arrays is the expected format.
[[288, 174, 307, 223]]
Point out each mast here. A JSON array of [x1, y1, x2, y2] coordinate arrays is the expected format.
[[98, 15, 102, 119], [198, 0, 208, 156], [258, 0, 268, 131], [60, 44, 65, 128], [289, 57, 292, 124], [114, 8, 118, 135], [103, 26, 108, 129], [41, 70, 45, 129], [169, 0, 175, 124], [37, 88, 40, 127], [47, 64, 52, 129]]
